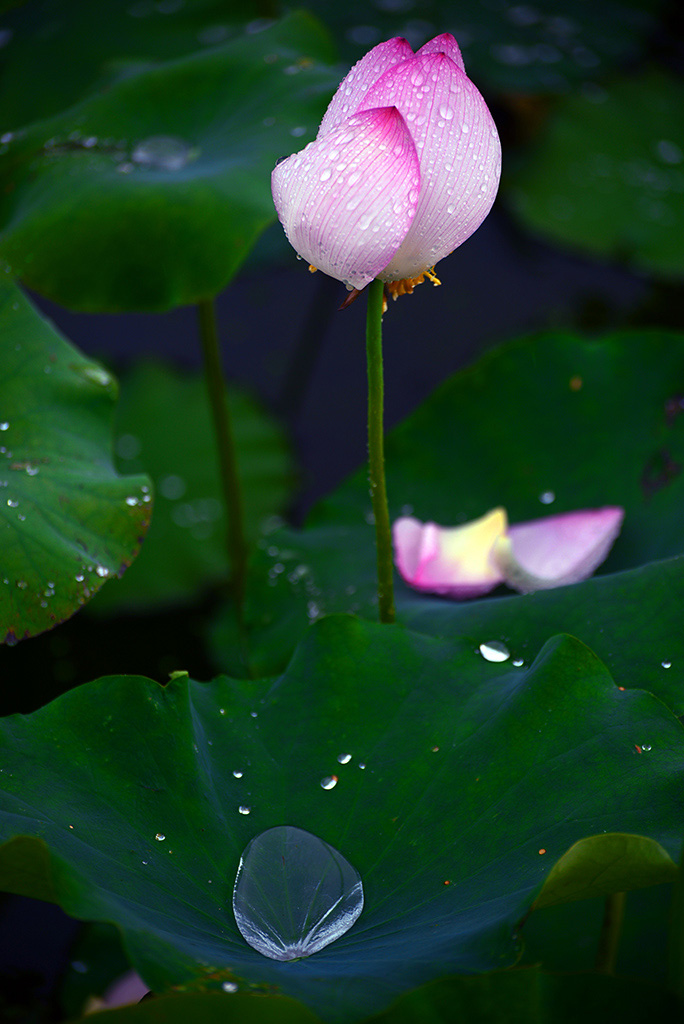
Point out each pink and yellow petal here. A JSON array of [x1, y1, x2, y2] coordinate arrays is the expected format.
[[358, 52, 501, 281], [494, 506, 625, 593], [272, 107, 421, 290], [393, 508, 507, 597]]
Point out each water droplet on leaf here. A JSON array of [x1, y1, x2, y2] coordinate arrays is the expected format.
[[131, 135, 193, 171], [479, 640, 510, 663], [232, 825, 363, 961]]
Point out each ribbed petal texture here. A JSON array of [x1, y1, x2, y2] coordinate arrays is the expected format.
[[272, 33, 501, 289], [318, 37, 414, 138], [358, 53, 501, 281], [272, 107, 420, 290]]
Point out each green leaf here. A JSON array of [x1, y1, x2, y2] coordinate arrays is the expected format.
[[65, 991, 323, 1024], [0, 12, 338, 311], [221, 329, 684, 707], [301, 0, 662, 96], [0, 618, 682, 1021], [61, 971, 684, 1024], [507, 71, 684, 278], [0, 0, 268, 129], [0, 280, 151, 643], [363, 968, 683, 1024], [90, 361, 293, 612], [532, 833, 677, 909]]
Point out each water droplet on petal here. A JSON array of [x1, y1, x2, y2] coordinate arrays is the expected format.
[[479, 640, 510, 663], [233, 825, 363, 961]]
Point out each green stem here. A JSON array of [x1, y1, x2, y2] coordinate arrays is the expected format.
[[196, 298, 247, 623], [365, 278, 395, 624], [667, 838, 684, 998], [595, 891, 625, 974]]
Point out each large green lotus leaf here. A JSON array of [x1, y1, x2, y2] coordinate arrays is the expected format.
[[216, 329, 684, 706], [0, 0, 266, 130], [66, 992, 322, 1024], [90, 361, 293, 612], [0, 618, 683, 1022], [363, 969, 684, 1024], [300, 0, 661, 96], [507, 71, 684, 278], [61, 970, 684, 1024], [0, 13, 338, 311], [0, 280, 151, 643]]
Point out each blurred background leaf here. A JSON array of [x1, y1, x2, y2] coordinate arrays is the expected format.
[[0, 12, 339, 310], [507, 71, 684, 278], [88, 361, 293, 612]]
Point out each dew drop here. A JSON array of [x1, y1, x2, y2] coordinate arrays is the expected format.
[[641, 743, 652, 752], [232, 825, 363, 961], [320, 775, 338, 790], [238, 805, 251, 815], [232, 770, 244, 779], [155, 833, 166, 841], [479, 640, 510, 663], [539, 490, 555, 504], [131, 135, 193, 171], [222, 981, 238, 993], [337, 753, 352, 764], [0, 423, 8, 431], [80, 365, 113, 388], [661, 660, 672, 669]]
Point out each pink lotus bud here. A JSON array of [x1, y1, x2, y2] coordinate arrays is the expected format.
[[393, 507, 624, 598], [272, 35, 501, 295]]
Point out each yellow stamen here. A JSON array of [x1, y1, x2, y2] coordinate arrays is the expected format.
[[309, 264, 318, 274], [385, 267, 442, 301]]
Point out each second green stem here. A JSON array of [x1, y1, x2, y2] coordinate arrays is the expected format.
[[197, 298, 247, 623], [366, 278, 396, 624]]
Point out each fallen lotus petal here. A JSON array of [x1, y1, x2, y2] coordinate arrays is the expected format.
[[494, 506, 625, 593], [392, 508, 507, 598], [393, 507, 624, 597], [272, 33, 501, 294]]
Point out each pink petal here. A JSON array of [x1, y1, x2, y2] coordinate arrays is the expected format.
[[272, 107, 420, 290], [393, 511, 507, 598], [494, 507, 625, 593], [318, 37, 415, 138], [358, 52, 501, 281], [416, 33, 466, 73]]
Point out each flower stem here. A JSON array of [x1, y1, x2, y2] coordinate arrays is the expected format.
[[366, 278, 395, 624], [595, 891, 625, 974], [196, 298, 247, 622]]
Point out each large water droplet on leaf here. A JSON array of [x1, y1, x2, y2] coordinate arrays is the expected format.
[[131, 135, 193, 171], [233, 825, 363, 961]]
